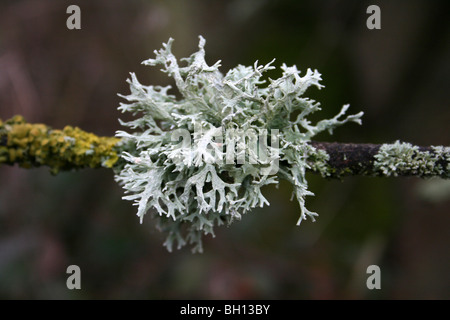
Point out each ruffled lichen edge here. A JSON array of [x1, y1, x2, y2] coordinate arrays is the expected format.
[[374, 141, 450, 178]]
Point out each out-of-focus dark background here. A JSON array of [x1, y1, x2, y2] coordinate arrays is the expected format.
[[0, 0, 449, 299]]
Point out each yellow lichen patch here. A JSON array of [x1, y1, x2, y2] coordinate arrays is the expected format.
[[0, 115, 122, 173]]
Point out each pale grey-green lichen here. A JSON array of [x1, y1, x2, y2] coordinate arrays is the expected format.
[[307, 148, 331, 178], [432, 146, 450, 174], [374, 141, 449, 178], [115, 36, 363, 252]]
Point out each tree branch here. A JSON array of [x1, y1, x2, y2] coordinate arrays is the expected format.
[[309, 141, 449, 179], [0, 115, 121, 174], [1, 116, 449, 179]]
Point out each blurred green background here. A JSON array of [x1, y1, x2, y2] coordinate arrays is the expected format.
[[0, 0, 449, 299]]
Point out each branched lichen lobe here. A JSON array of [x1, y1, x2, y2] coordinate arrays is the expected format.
[[115, 36, 363, 252]]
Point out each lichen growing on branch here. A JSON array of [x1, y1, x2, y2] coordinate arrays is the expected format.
[[373, 141, 450, 178], [0, 115, 121, 174], [115, 36, 363, 252], [309, 141, 450, 179], [1, 36, 448, 253]]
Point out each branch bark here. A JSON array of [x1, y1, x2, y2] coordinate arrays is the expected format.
[[1, 116, 449, 178]]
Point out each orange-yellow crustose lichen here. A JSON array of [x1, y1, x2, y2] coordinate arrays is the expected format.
[[0, 115, 121, 174]]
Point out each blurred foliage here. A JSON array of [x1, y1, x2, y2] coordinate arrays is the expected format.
[[0, 0, 449, 299]]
